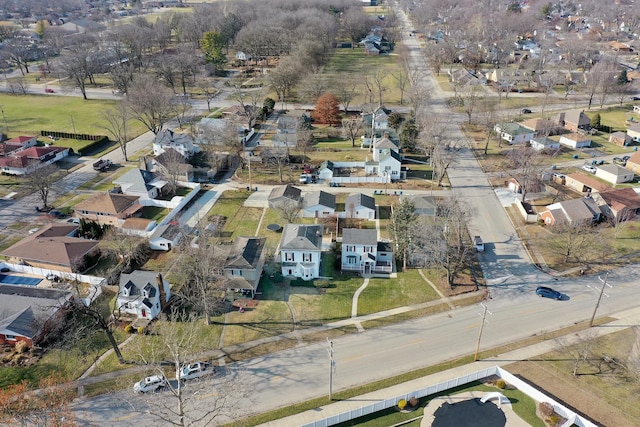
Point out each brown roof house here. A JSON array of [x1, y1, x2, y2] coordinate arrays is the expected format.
[[74, 193, 142, 226], [222, 236, 267, 298], [592, 188, 640, 221], [520, 118, 560, 137], [624, 151, 640, 174], [556, 110, 591, 132], [539, 197, 601, 226], [2, 224, 100, 273], [564, 172, 612, 194], [608, 131, 632, 147]]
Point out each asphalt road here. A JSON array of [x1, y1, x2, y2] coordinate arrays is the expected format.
[[69, 6, 640, 426]]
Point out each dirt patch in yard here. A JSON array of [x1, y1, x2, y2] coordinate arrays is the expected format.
[[506, 361, 636, 427]]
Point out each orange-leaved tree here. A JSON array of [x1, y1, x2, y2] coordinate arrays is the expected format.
[[312, 93, 341, 126]]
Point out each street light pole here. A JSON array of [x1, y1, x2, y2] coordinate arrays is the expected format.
[[474, 303, 492, 361], [327, 338, 334, 400], [0, 106, 7, 131], [589, 272, 610, 327]]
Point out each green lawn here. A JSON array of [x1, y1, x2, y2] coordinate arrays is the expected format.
[[139, 206, 169, 221], [358, 270, 440, 316], [333, 381, 544, 427], [0, 94, 147, 141]]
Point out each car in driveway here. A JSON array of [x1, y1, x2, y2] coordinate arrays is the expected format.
[[581, 165, 597, 174], [536, 286, 562, 300], [48, 210, 68, 219], [179, 362, 215, 381], [520, 108, 532, 114], [613, 157, 626, 166], [299, 174, 309, 184], [133, 375, 167, 393]]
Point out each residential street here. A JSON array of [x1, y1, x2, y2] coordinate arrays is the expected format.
[[68, 5, 640, 426]]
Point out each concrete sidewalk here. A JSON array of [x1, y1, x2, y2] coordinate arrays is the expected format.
[[262, 305, 640, 426]]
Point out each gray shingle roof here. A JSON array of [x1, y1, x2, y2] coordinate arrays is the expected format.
[[225, 237, 266, 269], [303, 191, 336, 210], [269, 184, 302, 202], [280, 224, 323, 250], [346, 193, 376, 210], [342, 228, 377, 246]]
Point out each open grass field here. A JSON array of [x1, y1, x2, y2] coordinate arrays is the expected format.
[[0, 94, 147, 142]]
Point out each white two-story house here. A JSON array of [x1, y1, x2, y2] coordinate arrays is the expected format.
[[279, 224, 323, 280], [341, 228, 393, 275], [116, 271, 171, 320]]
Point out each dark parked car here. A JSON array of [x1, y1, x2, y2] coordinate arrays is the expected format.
[[520, 108, 532, 114], [623, 155, 631, 162], [48, 210, 68, 219], [536, 286, 562, 300], [632, 96, 640, 101]]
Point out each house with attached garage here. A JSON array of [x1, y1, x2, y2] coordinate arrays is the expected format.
[[302, 191, 336, 218], [608, 131, 632, 146], [279, 224, 323, 280], [494, 123, 536, 144], [0, 145, 70, 176], [341, 228, 393, 275], [222, 236, 267, 298], [624, 151, 640, 174], [117, 271, 171, 320], [539, 197, 601, 226], [564, 172, 612, 194], [344, 193, 376, 219]]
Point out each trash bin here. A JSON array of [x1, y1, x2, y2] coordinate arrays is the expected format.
[[246, 186, 250, 191], [573, 154, 579, 159]]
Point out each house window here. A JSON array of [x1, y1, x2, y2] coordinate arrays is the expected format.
[[303, 253, 312, 262], [285, 252, 295, 262], [232, 269, 243, 276], [384, 166, 391, 171], [346, 255, 357, 265], [5, 335, 16, 341]]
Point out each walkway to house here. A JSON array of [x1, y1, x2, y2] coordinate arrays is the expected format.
[[351, 278, 370, 332]]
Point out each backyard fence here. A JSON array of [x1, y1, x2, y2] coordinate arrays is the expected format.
[[300, 366, 598, 427]]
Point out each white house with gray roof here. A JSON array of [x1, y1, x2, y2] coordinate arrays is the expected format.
[[344, 193, 376, 219], [113, 168, 167, 200], [117, 271, 171, 320], [302, 191, 336, 218], [494, 123, 536, 144], [279, 224, 324, 280], [341, 228, 393, 275]]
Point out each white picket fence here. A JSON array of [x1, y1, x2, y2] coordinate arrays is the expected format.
[[300, 366, 598, 427]]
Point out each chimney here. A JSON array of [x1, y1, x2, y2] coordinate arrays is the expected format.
[[156, 273, 168, 311]]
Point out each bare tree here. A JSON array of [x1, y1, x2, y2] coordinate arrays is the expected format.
[[332, 75, 359, 113], [390, 198, 417, 270], [341, 7, 374, 48], [342, 118, 363, 147], [126, 75, 176, 135], [276, 199, 301, 223], [505, 145, 546, 202], [6, 76, 29, 95], [546, 222, 599, 264], [157, 148, 188, 197], [173, 235, 226, 325], [268, 57, 302, 111], [100, 102, 130, 161], [371, 69, 388, 107], [230, 87, 263, 129], [101, 228, 150, 272], [197, 79, 218, 111], [261, 146, 289, 184], [556, 329, 600, 377], [56, 35, 96, 100], [461, 84, 483, 124], [25, 164, 58, 209], [129, 311, 249, 426]]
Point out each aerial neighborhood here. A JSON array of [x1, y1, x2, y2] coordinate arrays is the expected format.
[[1, 0, 640, 425]]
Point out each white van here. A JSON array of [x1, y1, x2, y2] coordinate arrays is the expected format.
[[474, 236, 485, 252]]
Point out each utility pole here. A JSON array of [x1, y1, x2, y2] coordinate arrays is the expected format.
[[70, 115, 76, 134], [589, 272, 611, 327], [327, 338, 334, 400], [474, 303, 492, 361], [0, 106, 7, 131]]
